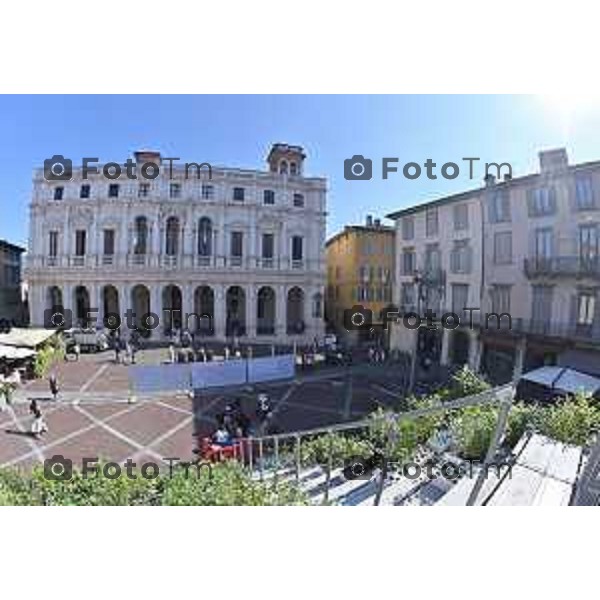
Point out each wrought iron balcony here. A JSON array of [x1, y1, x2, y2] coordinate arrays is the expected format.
[[524, 256, 600, 280]]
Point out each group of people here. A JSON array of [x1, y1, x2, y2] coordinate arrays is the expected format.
[[210, 394, 275, 446], [112, 333, 139, 365]]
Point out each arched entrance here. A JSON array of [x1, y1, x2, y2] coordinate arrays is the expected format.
[[162, 284, 183, 331], [226, 286, 246, 336], [131, 285, 151, 332], [286, 287, 305, 334], [74, 286, 91, 328], [102, 285, 120, 330], [257, 286, 276, 335], [193, 285, 214, 335], [46, 286, 63, 311]]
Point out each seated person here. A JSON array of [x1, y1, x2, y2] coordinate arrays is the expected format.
[[212, 425, 233, 447]]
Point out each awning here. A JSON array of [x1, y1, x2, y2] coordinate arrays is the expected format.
[[521, 366, 600, 396], [0, 344, 36, 360], [0, 327, 58, 349]]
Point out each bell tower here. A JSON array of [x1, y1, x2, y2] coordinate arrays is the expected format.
[[267, 143, 306, 176]]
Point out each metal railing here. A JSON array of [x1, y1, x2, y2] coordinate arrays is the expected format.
[[219, 384, 515, 505], [524, 256, 600, 280]]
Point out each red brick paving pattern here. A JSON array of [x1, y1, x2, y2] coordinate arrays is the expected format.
[[2, 353, 407, 475]]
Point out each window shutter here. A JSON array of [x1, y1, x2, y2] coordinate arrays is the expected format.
[[526, 189, 534, 217]]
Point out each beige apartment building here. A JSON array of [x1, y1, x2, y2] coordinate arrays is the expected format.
[[387, 148, 600, 384]]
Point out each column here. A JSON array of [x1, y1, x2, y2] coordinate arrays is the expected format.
[[214, 284, 226, 340], [246, 285, 257, 339], [30, 284, 45, 326], [440, 329, 451, 366], [88, 283, 99, 329], [512, 337, 527, 381], [276, 284, 287, 341], [182, 283, 194, 330], [468, 330, 482, 372]]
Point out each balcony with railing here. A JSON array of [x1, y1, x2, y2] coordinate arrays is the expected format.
[[32, 252, 321, 273], [524, 256, 600, 280]]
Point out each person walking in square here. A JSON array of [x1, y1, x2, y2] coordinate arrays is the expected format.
[[48, 372, 59, 401]]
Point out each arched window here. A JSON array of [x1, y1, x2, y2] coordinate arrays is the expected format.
[[133, 216, 148, 255], [165, 216, 180, 256], [198, 217, 212, 256], [290, 162, 297, 175], [280, 160, 288, 175]]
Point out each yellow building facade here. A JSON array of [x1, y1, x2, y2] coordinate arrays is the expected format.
[[325, 216, 395, 344]]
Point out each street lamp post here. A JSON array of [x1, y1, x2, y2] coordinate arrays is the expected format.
[[408, 271, 424, 394]]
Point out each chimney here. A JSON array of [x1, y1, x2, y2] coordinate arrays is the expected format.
[[539, 148, 568, 174], [134, 150, 162, 165], [366, 215, 373, 226], [484, 173, 496, 187]]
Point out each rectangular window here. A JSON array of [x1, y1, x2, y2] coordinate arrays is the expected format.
[[425, 243, 441, 271], [578, 294, 596, 325], [53, 187, 64, 201], [49, 231, 58, 257], [75, 230, 86, 256], [108, 184, 119, 198], [528, 187, 556, 216], [451, 239, 472, 274], [263, 190, 275, 205], [494, 231, 512, 264], [575, 173, 595, 210], [230, 231, 243, 257], [400, 283, 416, 311], [531, 285, 554, 328], [293, 193, 304, 207], [233, 187, 245, 202], [202, 184, 214, 200], [292, 236, 303, 261], [262, 233, 274, 259], [138, 183, 150, 198], [534, 228, 554, 259], [80, 185, 90, 199], [425, 208, 439, 237], [169, 183, 181, 198], [491, 285, 511, 315], [402, 249, 416, 275], [488, 189, 511, 223], [579, 224, 599, 261], [103, 229, 115, 256], [402, 216, 414, 241], [451, 284, 469, 314], [453, 203, 469, 230]]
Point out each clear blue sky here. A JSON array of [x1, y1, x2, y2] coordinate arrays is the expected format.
[[2, 94, 600, 248]]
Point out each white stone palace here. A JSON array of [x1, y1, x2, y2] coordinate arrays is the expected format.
[[25, 144, 327, 343]]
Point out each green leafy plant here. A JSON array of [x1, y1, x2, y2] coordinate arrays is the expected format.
[[534, 393, 600, 446], [0, 460, 309, 506]]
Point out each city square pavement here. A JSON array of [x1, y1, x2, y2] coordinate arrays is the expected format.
[[1, 350, 409, 473]]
